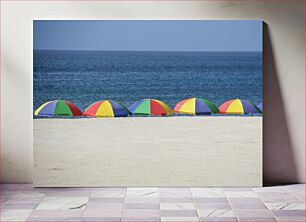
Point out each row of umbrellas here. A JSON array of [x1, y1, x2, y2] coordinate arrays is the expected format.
[[34, 98, 262, 118]]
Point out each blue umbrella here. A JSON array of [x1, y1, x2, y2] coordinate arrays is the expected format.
[[257, 102, 262, 112]]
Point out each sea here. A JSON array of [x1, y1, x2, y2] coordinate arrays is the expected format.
[[33, 50, 262, 113]]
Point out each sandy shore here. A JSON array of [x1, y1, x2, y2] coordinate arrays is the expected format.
[[34, 116, 262, 187]]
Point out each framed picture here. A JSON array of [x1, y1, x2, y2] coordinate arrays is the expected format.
[[33, 20, 262, 187]]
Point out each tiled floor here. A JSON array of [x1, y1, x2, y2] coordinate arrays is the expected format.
[[0, 184, 305, 222]]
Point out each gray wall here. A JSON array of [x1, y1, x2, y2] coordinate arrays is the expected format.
[[1, 1, 305, 184]]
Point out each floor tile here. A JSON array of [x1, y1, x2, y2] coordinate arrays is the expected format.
[[27, 217, 83, 221], [122, 217, 161, 222], [161, 216, 199, 222], [91, 187, 126, 191], [0, 209, 32, 221], [1, 184, 24, 191], [125, 198, 159, 204], [257, 192, 300, 203], [21, 184, 92, 192], [276, 217, 306, 222], [285, 184, 305, 191], [195, 197, 228, 203], [160, 197, 194, 203], [261, 198, 302, 204], [122, 209, 160, 217], [125, 203, 160, 209], [257, 192, 295, 197], [1, 192, 16, 200], [196, 203, 231, 209], [191, 188, 225, 197], [36, 196, 88, 210], [1, 196, 11, 205], [161, 210, 198, 217], [160, 203, 196, 210], [265, 202, 305, 210], [234, 209, 274, 218], [200, 217, 238, 222], [86, 202, 123, 209], [5, 192, 44, 207], [2, 203, 39, 209], [225, 191, 258, 198], [126, 188, 158, 198], [29, 209, 85, 218], [237, 218, 277, 222], [91, 190, 125, 198], [83, 208, 123, 217], [6, 197, 44, 204], [271, 209, 305, 217], [227, 198, 262, 204], [253, 186, 290, 193], [159, 188, 191, 192], [83, 217, 121, 222], [10, 191, 45, 199], [159, 188, 192, 198], [229, 203, 266, 209], [222, 188, 253, 192], [198, 209, 235, 217], [291, 191, 305, 201], [89, 197, 125, 203], [44, 191, 92, 197]]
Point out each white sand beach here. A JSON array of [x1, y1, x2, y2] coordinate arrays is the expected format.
[[33, 116, 262, 187]]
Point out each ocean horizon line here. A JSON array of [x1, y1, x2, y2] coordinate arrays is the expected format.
[[34, 49, 262, 53]]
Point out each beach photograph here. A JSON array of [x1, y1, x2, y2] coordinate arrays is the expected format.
[[33, 20, 263, 187]]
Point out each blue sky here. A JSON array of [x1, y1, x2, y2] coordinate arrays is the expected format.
[[34, 20, 262, 52]]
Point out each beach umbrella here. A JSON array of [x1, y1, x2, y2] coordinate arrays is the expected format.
[[174, 98, 219, 115], [129, 99, 174, 116], [84, 100, 130, 117], [34, 100, 83, 117], [257, 102, 263, 112], [219, 99, 261, 114]]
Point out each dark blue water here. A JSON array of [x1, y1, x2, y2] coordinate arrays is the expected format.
[[34, 50, 262, 112]]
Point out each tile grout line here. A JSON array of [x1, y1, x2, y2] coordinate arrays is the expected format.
[[288, 189, 305, 202], [252, 188, 280, 222], [158, 187, 161, 222], [120, 187, 127, 222], [81, 187, 93, 222], [18, 184, 24, 191], [224, 189, 240, 222], [0, 191, 11, 208], [190, 188, 201, 222], [23, 184, 46, 221], [0, 185, 26, 219]]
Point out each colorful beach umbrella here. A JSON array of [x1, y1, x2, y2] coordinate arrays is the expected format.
[[219, 99, 261, 114], [84, 100, 130, 117], [34, 100, 82, 117], [174, 98, 219, 115], [257, 102, 263, 112], [129, 99, 174, 116]]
